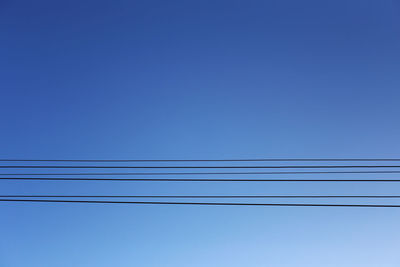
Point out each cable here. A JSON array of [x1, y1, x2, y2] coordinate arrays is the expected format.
[[2, 171, 400, 176], [1, 158, 400, 162], [1, 199, 399, 207], [1, 177, 400, 181], [2, 165, 400, 169], [1, 195, 400, 198]]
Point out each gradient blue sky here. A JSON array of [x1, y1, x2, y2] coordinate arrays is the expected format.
[[1, 1, 400, 266]]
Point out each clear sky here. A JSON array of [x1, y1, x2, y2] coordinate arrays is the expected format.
[[1, 0, 400, 266]]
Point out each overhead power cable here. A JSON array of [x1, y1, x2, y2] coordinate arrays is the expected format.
[[1, 177, 400, 182], [1, 158, 400, 162], [1, 199, 400, 207], [2, 171, 400, 176], [2, 165, 400, 169]]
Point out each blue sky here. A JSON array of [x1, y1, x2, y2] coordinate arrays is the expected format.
[[1, 1, 400, 266]]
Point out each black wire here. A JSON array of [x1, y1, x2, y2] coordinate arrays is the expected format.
[[1, 165, 400, 169], [0, 199, 399, 207], [1, 158, 400, 162], [1, 171, 400, 176], [1, 177, 400, 181], [1, 195, 400, 198]]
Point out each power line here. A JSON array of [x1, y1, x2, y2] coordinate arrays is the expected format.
[[2, 165, 400, 169], [2, 171, 400, 176], [1, 195, 400, 198], [1, 158, 400, 162], [1, 199, 399, 207], [1, 177, 400, 182]]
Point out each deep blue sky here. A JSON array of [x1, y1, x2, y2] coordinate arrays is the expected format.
[[1, 1, 400, 266]]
